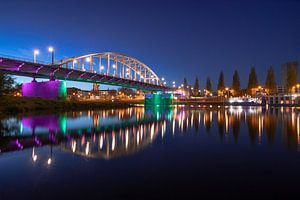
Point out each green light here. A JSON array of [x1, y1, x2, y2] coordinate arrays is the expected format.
[[59, 113, 67, 135], [59, 81, 67, 99]]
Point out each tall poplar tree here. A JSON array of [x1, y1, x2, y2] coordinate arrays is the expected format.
[[217, 71, 225, 91], [265, 65, 276, 94], [232, 70, 240, 95], [193, 77, 199, 96], [206, 77, 212, 93], [247, 67, 258, 90]]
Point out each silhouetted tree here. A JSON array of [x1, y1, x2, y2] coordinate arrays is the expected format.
[[193, 77, 199, 96], [0, 72, 15, 96], [217, 71, 225, 91], [265, 65, 277, 94], [205, 77, 212, 93], [247, 67, 258, 91], [183, 78, 188, 92], [232, 70, 240, 96], [286, 65, 298, 91]]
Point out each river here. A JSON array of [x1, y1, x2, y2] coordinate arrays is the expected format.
[[0, 105, 300, 199]]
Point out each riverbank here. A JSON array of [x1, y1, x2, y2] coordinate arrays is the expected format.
[[0, 96, 138, 117]]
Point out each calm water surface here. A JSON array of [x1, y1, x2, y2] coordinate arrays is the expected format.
[[0, 106, 300, 199]]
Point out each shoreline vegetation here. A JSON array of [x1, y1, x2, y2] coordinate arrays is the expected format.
[[0, 96, 142, 117]]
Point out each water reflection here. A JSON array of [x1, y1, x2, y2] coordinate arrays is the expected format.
[[1, 106, 300, 161]]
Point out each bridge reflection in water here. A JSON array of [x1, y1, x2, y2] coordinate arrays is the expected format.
[[1, 106, 300, 163]]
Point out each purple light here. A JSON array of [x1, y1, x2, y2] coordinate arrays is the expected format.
[[22, 80, 66, 100], [15, 139, 23, 149]]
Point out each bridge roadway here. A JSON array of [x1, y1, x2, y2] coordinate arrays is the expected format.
[[0, 56, 168, 91]]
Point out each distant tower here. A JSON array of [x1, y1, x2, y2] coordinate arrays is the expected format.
[[93, 83, 100, 91]]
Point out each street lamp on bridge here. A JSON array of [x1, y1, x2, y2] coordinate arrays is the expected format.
[[48, 46, 54, 65], [33, 49, 39, 63]]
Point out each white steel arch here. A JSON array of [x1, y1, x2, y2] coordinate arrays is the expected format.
[[58, 52, 163, 86]]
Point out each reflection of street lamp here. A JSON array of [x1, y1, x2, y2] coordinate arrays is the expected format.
[[32, 147, 37, 162], [33, 49, 39, 63], [47, 145, 53, 165]]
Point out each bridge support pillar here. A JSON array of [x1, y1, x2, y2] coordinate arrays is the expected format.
[[22, 80, 67, 100], [144, 92, 173, 106]]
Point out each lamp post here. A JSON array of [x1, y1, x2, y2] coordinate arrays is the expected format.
[[33, 49, 39, 63], [48, 46, 54, 65]]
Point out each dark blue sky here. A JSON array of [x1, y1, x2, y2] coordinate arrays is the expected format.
[[0, 0, 299, 90]]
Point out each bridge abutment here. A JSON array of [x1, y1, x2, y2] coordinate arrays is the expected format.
[[144, 93, 173, 106], [22, 80, 67, 100]]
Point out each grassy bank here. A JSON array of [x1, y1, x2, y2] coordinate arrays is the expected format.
[[0, 96, 139, 116]]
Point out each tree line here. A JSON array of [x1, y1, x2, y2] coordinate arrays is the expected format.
[[182, 65, 297, 97]]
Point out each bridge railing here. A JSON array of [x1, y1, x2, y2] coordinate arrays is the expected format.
[[0, 54, 50, 65]]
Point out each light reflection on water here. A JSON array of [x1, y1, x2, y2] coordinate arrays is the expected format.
[[1, 106, 300, 199], [1, 106, 300, 159]]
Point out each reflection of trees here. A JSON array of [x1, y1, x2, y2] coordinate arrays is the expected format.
[[0, 117, 20, 136], [284, 115, 298, 150], [204, 111, 211, 133], [247, 115, 259, 144], [217, 111, 225, 139], [230, 115, 240, 143], [265, 114, 276, 145], [193, 111, 200, 133]]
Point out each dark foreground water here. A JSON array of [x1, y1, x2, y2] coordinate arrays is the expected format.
[[0, 106, 300, 199]]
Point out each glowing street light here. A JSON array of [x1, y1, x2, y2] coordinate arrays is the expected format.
[[100, 65, 104, 74], [86, 57, 91, 62], [33, 49, 39, 63], [48, 46, 54, 65]]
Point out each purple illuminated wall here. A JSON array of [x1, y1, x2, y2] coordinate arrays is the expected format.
[[22, 80, 67, 100]]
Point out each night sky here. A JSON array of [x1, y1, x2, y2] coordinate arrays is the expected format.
[[0, 0, 299, 90]]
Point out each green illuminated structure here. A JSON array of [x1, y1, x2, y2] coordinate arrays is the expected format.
[[144, 93, 173, 106]]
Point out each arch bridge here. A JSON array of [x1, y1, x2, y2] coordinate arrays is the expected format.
[[0, 52, 168, 91]]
